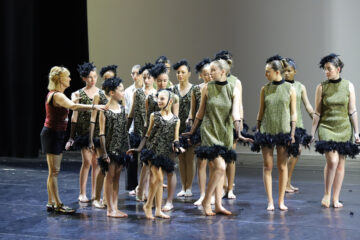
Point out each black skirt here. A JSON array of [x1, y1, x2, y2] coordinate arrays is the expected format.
[[40, 127, 65, 155]]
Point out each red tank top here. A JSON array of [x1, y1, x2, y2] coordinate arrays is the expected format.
[[44, 91, 69, 131]]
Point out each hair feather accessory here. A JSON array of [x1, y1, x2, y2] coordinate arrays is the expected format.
[[172, 59, 190, 71], [214, 50, 232, 61], [102, 77, 123, 93], [100, 65, 118, 77], [139, 63, 154, 74], [195, 58, 211, 73], [149, 63, 167, 78], [77, 62, 96, 77], [266, 54, 282, 63]]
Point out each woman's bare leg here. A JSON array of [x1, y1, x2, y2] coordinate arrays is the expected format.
[[154, 168, 169, 218], [262, 146, 274, 211], [137, 164, 149, 201], [46, 153, 62, 206], [163, 172, 176, 211], [226, 161, 236, 199], [184, 147, 196, 196], [214, 158, 231, 215], [286, 147, 301, 193], [90, 152, 99, 200], [332, 154, 345, 208], [177, 153, 186, 197], [322, 151, 339, 208], [276, 146, 288, 211], [144, 165, 159, 220], [79, 148, 92, 202]]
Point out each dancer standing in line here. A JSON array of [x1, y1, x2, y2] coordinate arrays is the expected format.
[[213, 50, 244, 199], [252, 55, 297, 211], [91, 64, 117, 208], [98, 77, 130, 218], [155, 56, 173, 87], [283, 58, 314, 193], [128, 89, 183, 219], [171, 59, 196, 198], [41, 66, 103, 213], [143, 63, 179, 211], [185, 58, 212, 205], [311, 54, 360, 208], [124, 64, 143, 192], [66, 62, 106, 203], [183, 59, 252, 216], [127, 63, 156, 201]]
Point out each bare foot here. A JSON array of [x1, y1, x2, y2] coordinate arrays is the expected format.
[[78, 195, 90, 203], [279, 202, 288, 211], [227, 190, 236, 199], [215, 206, 232, 215], [202, 201, 216, 216], [129, 190, 136, 196], [291, 185, 299, 191], [285, 187, 295, 193], [92, 200, 105, 209], [194, 196, 204, 206], [210, 195, 215, 205], [177, 190, 186, 197], [143, 205, 154, 220], [107, 210, 128, 218], [267, 202, 275, 211], [163, 184, 168, 188], [184, 189, 193, 197], [333, 201, 343, 208], [321, 195, 330, 208], [155, 210, 170, 219], [162, 202, 174, 212]]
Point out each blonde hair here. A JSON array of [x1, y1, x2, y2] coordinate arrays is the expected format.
[[48, 66, 70, 91], [211, 59, 230, 74]]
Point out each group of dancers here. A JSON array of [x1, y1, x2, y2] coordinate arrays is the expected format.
[[40, 51, 360, 219]]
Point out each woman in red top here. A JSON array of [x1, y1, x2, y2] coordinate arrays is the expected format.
[[40, 66, 103, 214]]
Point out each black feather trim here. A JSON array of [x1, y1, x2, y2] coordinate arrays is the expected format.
[[129, 133, 142, 148], [315, 140, 360, 158], [287, 128, 312, 157], [234, 123, 255, 146], [98, 152, 132, 173], [250, 132, 292, 153], [151, 155, 175, 173], [97, 156, 108, 174], [179, 126, 201, 149], [140, 148, 155, 165], [73, 135, 90, 150], [195, 145, 236, 163]]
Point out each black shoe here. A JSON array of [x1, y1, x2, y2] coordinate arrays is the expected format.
[[54, 203, 76, 214], [46, 203, 55, 212]]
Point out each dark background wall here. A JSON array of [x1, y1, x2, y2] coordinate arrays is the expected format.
[[1, 0, 89, 157]]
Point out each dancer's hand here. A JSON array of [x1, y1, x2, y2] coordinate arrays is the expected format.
[[355, 133, 360, 144], [291, 135, 296, 144], [186, 119, 193, 128], [88, 141, 95, 152], [102, 154, 110, 163], [181, 131, 192, 137], [126, 148, 139, 155], [93, 104, 107, 111], [65, 138, 74, 150], [237, 133, 254, 143]]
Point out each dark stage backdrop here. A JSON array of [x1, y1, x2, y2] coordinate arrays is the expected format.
[[0, 0, 89, 158]]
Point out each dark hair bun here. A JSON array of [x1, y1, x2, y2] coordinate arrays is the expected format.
[[149, 63, 167, 78], [319, 53, 344, 72], [77, 62, 96, 77], [100, 65, 118, 77], [172, 59, 191, 71], [195, 58, 211, 73], [266, 54, 282, 64], [139, 63, 155, 74]]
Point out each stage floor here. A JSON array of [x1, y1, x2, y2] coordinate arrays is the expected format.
[[0, 153, 359, 240]]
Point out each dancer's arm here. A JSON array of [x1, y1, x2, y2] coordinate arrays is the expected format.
[[310, 84, 322, 142], [53, 92, 104, 111], [290, 87, 297, 144], [301, 84, 314, 119], [88, 94, 100, 151], [127, 92, 136, 131], [186, 90, 196, 127], [99, 111, 109, 162], [348, 82, 360, 143], [173, 119, 185, 153], [65, 92, 79, 150], [256, 87, 265, 131]]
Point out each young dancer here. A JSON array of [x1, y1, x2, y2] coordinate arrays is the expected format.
[[311, 54, 360, 208], [41, 66, 103, 213], [98, 77, 130, 218], [128, 89, 183, 219]]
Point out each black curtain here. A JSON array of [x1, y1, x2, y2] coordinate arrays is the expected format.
[[0, 0, 89, 158]]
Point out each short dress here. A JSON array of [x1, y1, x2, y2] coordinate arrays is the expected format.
[[195, 81, 237, 163], [251, 80, 294, 154], [72, 88, 107, 149], [140, 112, 179, 173], [98, 106, 131, 172], [315, 79, 359, 158]]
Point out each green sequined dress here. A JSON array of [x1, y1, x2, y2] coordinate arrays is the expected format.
[[315, 79, 359, 157], [129, 88, 146, 147]]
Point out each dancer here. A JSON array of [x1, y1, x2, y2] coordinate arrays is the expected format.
[[311, 54, 360, 208], [66, 62, 106, 203], [183, 59, 252, 216], [171, 59, 196, 198], [214, 50, 244, 199], [127, 89, 183, 219], [186, 58, 212, 205], [283, 58, 314, 193], [155, 56, 173, 87], [124, 64, 143, 192], [91, 65, 117, 208], [98, 77, 130, 218], [127, 63, 156, 201], [40, 66, 103, 213], [252, 55, 296, 211]]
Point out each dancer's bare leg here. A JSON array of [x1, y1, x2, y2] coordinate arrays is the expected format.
[[90, 152, 99, 200], [47, 154, 62, 206], [332, 154, 345, 208], [286, 148, 301, 193], [154, 168, 169, 219], [137, 164, 149, 201], [163, 171, 176, 211], [184, 147, 195, 196], [262, 146, 274, 211], [177, 153, 186, 197], [226, 161, 236, 199], [194, 158, 207, 205], [214, 158, 231, 215], [277, 146, 288, 211], [79, 148, 92, 202], [144, 165, 158, 220], [322, 151, 339, 208]]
